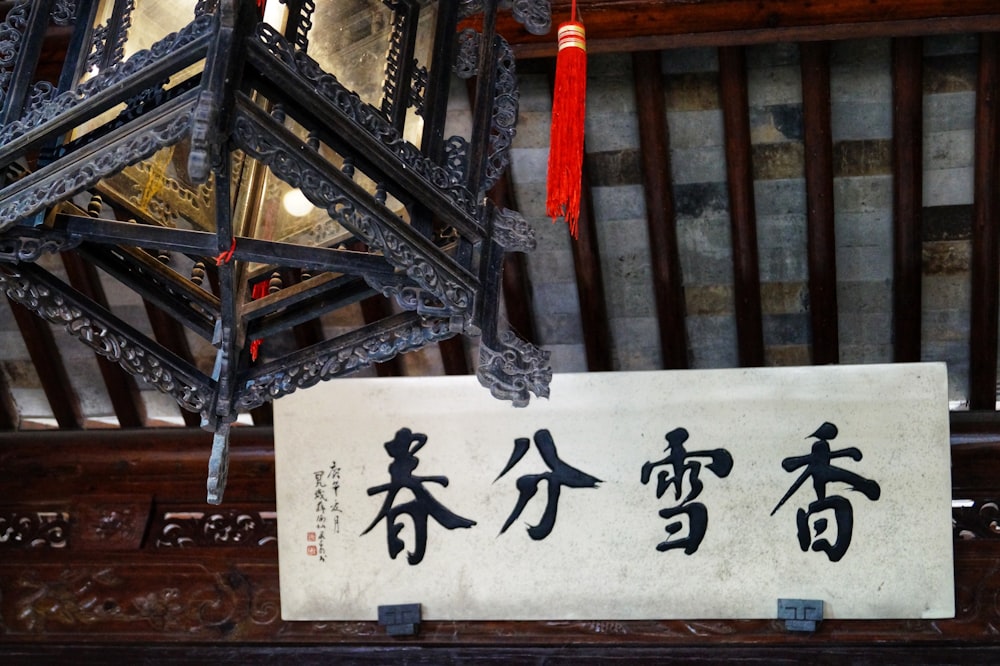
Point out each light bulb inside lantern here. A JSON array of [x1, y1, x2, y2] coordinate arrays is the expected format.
[[282, 188, 314, 217]]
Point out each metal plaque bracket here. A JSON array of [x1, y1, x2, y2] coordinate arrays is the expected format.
[[378, 603, 421, 636], [777, 598, 824, 632]]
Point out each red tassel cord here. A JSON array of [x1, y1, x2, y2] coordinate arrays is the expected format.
[[546, 2, 587, 238], [214, 237, 237, 266], [249, 279, 268, 361]]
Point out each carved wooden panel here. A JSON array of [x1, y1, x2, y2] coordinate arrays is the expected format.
[[72, 496, 150, 551], [148, 508, 277, 548], [0, 509, 69, 549], [0, 425, 998, 661], [0, 540, 999, 645]]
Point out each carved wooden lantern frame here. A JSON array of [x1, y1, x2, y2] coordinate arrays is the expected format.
[[0, 0, 554, 502]]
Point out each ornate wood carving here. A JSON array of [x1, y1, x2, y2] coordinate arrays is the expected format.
[[0, 540, 997, 644], [0, 94, 198, 230], [0, 510, 69, 549], [0, 13, 213, 154], [0, 0, 33, 107], [235, 312, 456, 411], [0, 263, 213, 417], [73, 497, 150, 551], [954, 500, 1000, 540], [150, 509, 277, 549], [231, 104, 477, 319]]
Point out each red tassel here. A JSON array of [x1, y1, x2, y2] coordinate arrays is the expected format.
[[249, 280, 268, 361], [546, 16, 587, 239]]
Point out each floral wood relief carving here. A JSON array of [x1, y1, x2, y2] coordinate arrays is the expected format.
[[0, 542, 996, 640], [74, 498, 150, 551], [11, 566, 282, 635]]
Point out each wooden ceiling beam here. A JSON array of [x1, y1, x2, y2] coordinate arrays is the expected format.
[[571, 162, 613, 372], [969, 33, 1000, 411], [6, 298, 83, 429], [61, 251, 147, 428], [490, 1, 1000, 58], [891, 37, 925, 364], [438, 337, 470, 376], [142, 297, 204, 428], [800, 41, 840, 366], [633, 50, 689, 370], [719, 45, 765, 367], [0, 426, 275, 502], [490, 171, 539, 347], [0, 364, 17, 430]]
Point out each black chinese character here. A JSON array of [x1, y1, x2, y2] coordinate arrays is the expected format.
[[771, 422, 881, 562], [362, 428, 476, 565], [641, 427, 733, 555], [496, 429, 601, 540]]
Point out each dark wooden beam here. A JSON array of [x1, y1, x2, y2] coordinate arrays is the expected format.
[[571, 163, 613, 372], [0, 364, 17, 430], [289, 271, 327, 351], [489, 172, 539, 346], [0, 426, 275, 502], [969, 33, 1000, 411], [488, 1, 1000, 58], [281, 270, 325, 423], [633, 50, 689, 370], [5, 644, 1000, 664], [467, 72, 539, 349], [891, 37, 924, 364], [500, 251, 538, 345], [800, 41, 840, 366], [7, 298, 83, 429], [250, 401, 274, 427], [438, 337, 470, 375], [142, 298, 202, 427], [62, 251, 147, 428], [719, 46, 765, 367]]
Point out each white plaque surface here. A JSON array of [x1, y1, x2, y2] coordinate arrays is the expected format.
[[274, 363, 954, 621]]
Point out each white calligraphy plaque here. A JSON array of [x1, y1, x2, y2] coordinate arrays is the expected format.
[[274, 363, 954, 621]]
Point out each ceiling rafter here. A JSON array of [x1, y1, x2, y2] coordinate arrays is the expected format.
[[891, 36, 925, 364], [970, 33, 1000, 410], [571, 160, 613, 372], [719, 45, 765, 367], [7, 297, 83, 429], [799, 41, 839, 366], [60, 249, 147, 428], [490, 172, 539, 347], [632, 50, 688, 370], [142, 297, 203, 427], [0, 363, 17, 429]]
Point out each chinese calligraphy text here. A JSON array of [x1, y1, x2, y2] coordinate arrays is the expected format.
[[771, 422, 881, 562], [641, 427, 733, 555], [309, 461, 342, 561], [362, 428, 476, 565], [495, 428, 602, 540]]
